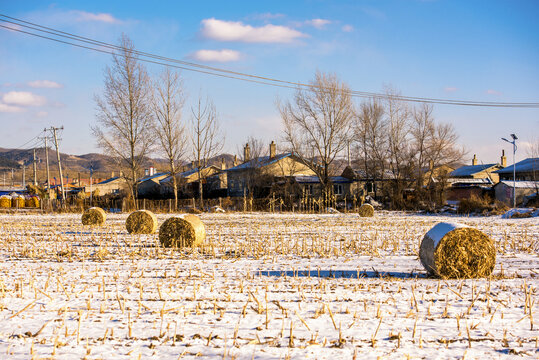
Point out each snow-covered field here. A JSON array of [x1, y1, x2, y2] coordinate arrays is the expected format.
[[0, 211, 537, 359]]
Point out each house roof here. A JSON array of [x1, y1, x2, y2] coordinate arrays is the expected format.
[[344, 167, 398, 180], [137, 172, 169, 183], [96, 176, 120, 185], [160, 166, 220, 184], [226, 153, 292, 172], [450, 164, 498, 177], [294, 176, 352, 184], [495, 180, 539, 189], [494, 158, 539, 174], [448, 178, 493, 185]]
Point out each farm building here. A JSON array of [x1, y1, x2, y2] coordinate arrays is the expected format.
[[493, 180, 539, 206]]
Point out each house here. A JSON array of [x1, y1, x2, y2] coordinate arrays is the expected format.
[[494, 180, 539, 206], [137, 171, 169, 198], [420, 161, 455, 186], [293, 175, 354, 198], [84, 176, 128, 196], [494, 157, 539, 181], [159, 165, 222, 198], [340, 166, 399, 198], [449, 153, 505, 183], [446, 153, 505, 201], [226, 141, 316, 197]]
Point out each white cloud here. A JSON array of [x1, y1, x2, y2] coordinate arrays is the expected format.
[[2, 91, 46, 107], [200, 18, 306, 43], [444, 87, 458, 92], [305, 19, 331, 29], [486, 89, 502, 96], [72, 10, 121, 24], [191, 49, 241, 63], [36, 111, 48, 118], [341, 24, 354, 33], [28, 80, 63, 89], [0, 103, 24, 113]]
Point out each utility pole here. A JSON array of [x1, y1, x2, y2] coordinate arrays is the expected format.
[[11, 168, 14, 187], [22, 164, 26, 188], [502, 134, 518, 208], [50, 126, 66, 202], [43, 131, 51, 197], [33, 148, 37, 186]]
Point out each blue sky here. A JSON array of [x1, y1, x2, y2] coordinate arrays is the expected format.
[[1, 0, 538, 164]]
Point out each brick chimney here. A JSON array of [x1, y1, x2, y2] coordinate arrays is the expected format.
[[233, 155, 238, 167], [221, 157, 226, 170], [244, 143, 251, 162], [269, 141, 276, 159], [472, 154, 478, 166], [501, 149, 507, 167]]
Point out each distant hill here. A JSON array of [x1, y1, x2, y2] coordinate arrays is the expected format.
[[0, 147, 237, 179]]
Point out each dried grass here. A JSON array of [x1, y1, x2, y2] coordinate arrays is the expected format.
[[420, 223, 496, 279], [12, 196, 25, 208], [25, 197, 40, 208], [126, 210, 158, 234], [81, 207, 106, 226], [358, 204, 375, 217], [159, 214, 206, 248], [0, 196, 11, 208]]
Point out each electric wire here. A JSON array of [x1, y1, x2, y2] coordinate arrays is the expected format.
[[1, 14, 539, 108]]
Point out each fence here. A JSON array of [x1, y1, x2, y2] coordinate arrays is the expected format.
[[33, 194, 363, 214]]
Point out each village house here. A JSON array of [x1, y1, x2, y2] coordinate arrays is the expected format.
[[137, 168, 169, 198], [447, 153, 505, 201], [226, 141, 316, 197], [84, 176, 128, 196], [492, 157, 539, 206], [159, 164, 223, 198]]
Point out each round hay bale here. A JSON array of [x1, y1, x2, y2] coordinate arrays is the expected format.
[[159, 214, 206, 248], [126, 210, 158, 234], [0, 195, 11, 208], [358, 203, 374, 217], [419, 222, 496, 279], [25, 196, 40, 208], [82, 207, 106, 226], [12, 195, 25, 208]]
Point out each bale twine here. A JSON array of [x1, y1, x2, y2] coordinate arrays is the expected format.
[[419, 222, 496, 279], [25, 197, 40, 208], [159, 214, 206, 248], [12, 195, 25, 208], [126, 210, 158, 234], [0, 195, 11, 208], [358, 203, 374, 217], [82, 207, 107, 225]]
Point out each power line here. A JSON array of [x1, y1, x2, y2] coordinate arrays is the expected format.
[[1, 14, 539, 108]]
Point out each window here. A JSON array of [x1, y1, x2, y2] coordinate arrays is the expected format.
[[333, 184, 343, 196]]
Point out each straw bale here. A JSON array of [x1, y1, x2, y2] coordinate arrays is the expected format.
[[358, 203, 374, 217], [12, 196, 25, 208], [25, 197, 40, 208], [419, 222, 496, 279], [159, 214, 206, 248], [82, 207, 107, 225], [0, 196, 11, 208], [126, 210, 158, 234]]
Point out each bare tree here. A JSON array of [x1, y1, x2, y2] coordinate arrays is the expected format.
[[152, 68, 187, 209], [236, 136, 269, 197], [354, 99, 386, 186], [93, 35, 154, 205], [279, 71, 354, 195], [190, 96, 224, 208], [411, 103, 436, 188]]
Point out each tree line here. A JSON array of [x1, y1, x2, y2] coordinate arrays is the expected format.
[[94, 35, 464, 210]]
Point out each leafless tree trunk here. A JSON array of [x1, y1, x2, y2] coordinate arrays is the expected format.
[[190, 96, 224, 209], [93, 35, 154, 208], [237, 136, 268, 197], [152, 68, 187, 210], [279, 71, 354, 195], [384, 88, 413, 208], [354, 99, 386, 190], [411, 103, 435, 188]]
